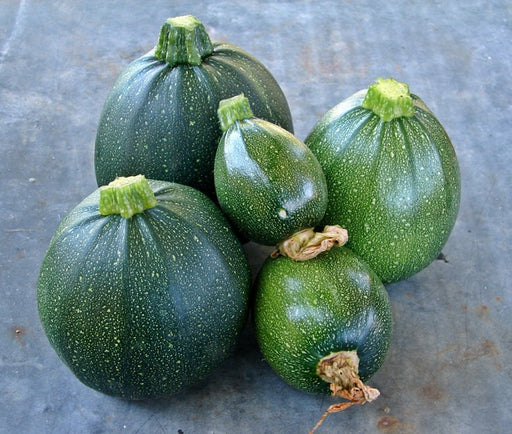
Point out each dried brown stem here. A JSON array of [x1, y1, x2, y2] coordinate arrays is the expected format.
[[309, 351, 380, 433], [271, 225, 348, 261]]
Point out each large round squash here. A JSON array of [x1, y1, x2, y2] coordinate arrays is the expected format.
[[37, 176, 251, 399], [305, 78, 461, 283], [94, 15, 293, 198]]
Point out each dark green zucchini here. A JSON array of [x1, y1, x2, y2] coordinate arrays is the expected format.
[[254, 245, 392, 397], [306, 78, 461, 283], [37, 175, 250, 399], [214, 94, 328, 246], [94, 15, 293, 198]]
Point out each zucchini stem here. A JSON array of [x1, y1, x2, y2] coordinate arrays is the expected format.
[[361, 77, 415, 121], [99, 175, 157, 218], [310, 350, 380, 433], [154, 15, 214, 66], [271, 225, 348, 261], [217, 94, 254, 131]]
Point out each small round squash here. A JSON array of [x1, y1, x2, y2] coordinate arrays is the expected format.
[[254, 246, 393, 397], [37, 176, 251, 399], [214, 94, 328, 246]]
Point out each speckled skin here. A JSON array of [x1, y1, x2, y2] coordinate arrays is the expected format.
[[214, 118, 328, 246], [306, 90, 461, 283], [94, 42, 293, 198], [37, 181, 251, 399], [254, 246, 392, 395]]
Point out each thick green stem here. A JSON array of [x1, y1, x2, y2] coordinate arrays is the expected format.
[[99, 175, 157, 218], [154, 15, 214, 66], [361, 77, 415, 121], [217, 94, 254, 131]]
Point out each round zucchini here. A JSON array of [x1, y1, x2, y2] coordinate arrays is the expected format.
[[94, 15, 293, 198], [305, 78, 461, 283], [214, 94, 328, 246], [37, 175, 251, 399], [254, 245, 392, 395]]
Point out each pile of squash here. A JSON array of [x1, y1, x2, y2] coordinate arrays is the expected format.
[[37, 15, 460, 430]]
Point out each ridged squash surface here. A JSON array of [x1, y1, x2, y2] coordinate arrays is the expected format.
[[306, 87, 461, 283], [95, 17, 293, 198], [215, 115, 327, 246], [37, 180, 250, 399]]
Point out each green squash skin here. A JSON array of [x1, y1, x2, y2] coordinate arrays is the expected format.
[[214, 118, 328, 246], [94, 42, 293, 198], [305, 90, 461, 283], [254, 246, 393, 395], [37, 181, 251, 399]]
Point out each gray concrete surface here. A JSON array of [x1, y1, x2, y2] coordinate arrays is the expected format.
[[1, 1, 511, 433]]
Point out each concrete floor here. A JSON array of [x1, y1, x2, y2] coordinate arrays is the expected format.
[[1, 1, 511, 433]]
